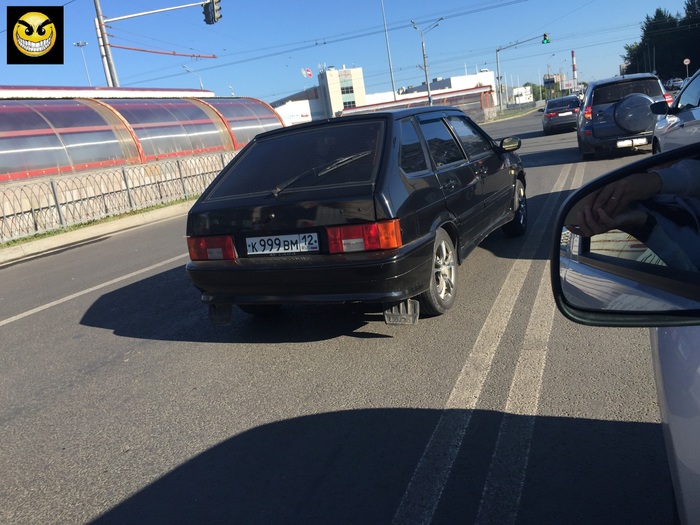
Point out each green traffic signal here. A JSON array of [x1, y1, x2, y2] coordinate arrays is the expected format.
[[542, 33, 550, 44]]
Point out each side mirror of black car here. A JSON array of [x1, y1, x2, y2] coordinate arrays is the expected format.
[[650, 100, 670, 116], [499, 136, 522, 152], [550, 142, 700, 327], [538, 108, 544, 112]]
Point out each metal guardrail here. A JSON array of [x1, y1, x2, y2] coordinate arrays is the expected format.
[[0, 152, 234, 242]]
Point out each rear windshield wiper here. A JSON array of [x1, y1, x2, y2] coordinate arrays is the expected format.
[[272, 151, 372, 197]]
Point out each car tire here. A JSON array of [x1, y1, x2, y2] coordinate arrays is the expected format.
[[614, 93, 656, 134], [502, 178, 527, 237], [578, 135, 595, 160], [418, 228, 457, 317], [238, 304, 282, 316]]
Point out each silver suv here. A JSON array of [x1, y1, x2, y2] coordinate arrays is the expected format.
[[576, 73, 672, 159], [651, 68, 700, 153]]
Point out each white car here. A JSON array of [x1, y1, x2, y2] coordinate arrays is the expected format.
[[652, 69, 700, 154], [552, 142, 700, 524]]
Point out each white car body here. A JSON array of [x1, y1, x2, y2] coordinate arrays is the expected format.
[[652, 326, 700, 524], [653, 69, 700, 154], [553, 143, 700, 524]]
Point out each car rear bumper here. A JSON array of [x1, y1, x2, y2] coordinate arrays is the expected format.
[[186, 233, 435, 305], [543, 117, 577, 131], [578, 129, 653, 151]]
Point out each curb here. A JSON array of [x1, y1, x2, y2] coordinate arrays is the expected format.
[[0, 201, 192, 266]]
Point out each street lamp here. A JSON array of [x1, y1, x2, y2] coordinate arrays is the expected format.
[[182, 64, 204, 90], [411, 17, 443, 106], [73, 41, 91, 86]]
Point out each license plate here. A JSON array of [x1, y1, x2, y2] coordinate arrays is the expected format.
[[559, 111, 572, 116], [246, 233, 319, 255], [617, 138, 648, 148]]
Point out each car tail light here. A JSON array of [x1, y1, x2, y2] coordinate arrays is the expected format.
[[583, 105, 592, 120], [545, 112, 557, 118], [573, 107, 580, 114], [664, 93, 674, 105], [187, 235, 236, 260], [327, 219, 402, 254]]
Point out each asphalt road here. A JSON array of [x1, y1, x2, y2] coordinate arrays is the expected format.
[[0, 112, 677, 524]]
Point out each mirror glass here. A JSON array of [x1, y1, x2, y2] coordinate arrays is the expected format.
[[559, 153, 700, 312]]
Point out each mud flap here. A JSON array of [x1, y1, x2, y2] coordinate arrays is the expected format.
[[383, 299, 420, 325], [208, 303, 233, 326]]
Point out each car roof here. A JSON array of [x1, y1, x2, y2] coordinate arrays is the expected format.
[[547, 95, 579, 103], [587, 72, 661, 89], [252, 106, 468, 141]]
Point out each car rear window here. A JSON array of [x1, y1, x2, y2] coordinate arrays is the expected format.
[[206, 121, 384, 199], [546, 97, 580, 110], [592, 79, 662, 105]]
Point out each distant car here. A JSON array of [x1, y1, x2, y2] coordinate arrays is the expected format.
[[651, 69, 700, 154], [541, 95, 580, 135], [551, 142, 700, 525], [669, 77, 685, 91], [185, 106, 527, 325], [576, 73, 673, 159]]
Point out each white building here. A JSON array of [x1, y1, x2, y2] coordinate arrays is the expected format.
[[272, 66, 498, 126]]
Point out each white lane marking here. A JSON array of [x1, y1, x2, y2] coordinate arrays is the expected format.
[[474, 262, 556, 524], [0, 254, 188, 327], [392, 164, 574, 525], [473, 162, 585, 523]]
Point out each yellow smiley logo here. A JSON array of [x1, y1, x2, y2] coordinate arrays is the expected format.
[[13, 12, 56, 57]]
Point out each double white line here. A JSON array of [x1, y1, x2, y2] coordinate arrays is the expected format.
[[393, 162, 587, 524]]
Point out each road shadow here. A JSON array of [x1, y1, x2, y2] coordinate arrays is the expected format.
[[519, 146, 582, 168], [80, 266, 392, 342], [90, 408, 675, 525], [477, 189, 574, 262], [520, 144, 651, 169]]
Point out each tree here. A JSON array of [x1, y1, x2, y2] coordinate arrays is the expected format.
[[622, 5, 700, 79]]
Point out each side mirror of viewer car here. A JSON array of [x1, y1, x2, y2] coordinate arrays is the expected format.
[[550, 142, 700, 327]]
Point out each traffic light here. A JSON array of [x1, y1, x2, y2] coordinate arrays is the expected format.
[[203, 1, 213, 24], [203, 0, 221, 24], [542, 33, 550, 44]]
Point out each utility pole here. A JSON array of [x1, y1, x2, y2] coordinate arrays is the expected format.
[[93, 0, 215, 87], [496, 33, 550, 112], [381, 0, 397, 101], [94, 0, 118, 86], [73, 41, 91, 86], [411, 17, 443, 106]]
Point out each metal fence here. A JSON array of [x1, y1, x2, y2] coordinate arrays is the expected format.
[[0, 152, 234, 242]]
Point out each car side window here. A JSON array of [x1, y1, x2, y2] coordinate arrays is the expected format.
[[445, 116, 493, 159], [399, 119, 429, 174], [677, 75, 700, 110], [418, 119, 466, 167]]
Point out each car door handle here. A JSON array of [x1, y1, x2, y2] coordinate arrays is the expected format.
[[443, 178, 458, 190]]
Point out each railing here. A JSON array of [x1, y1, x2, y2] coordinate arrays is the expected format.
[[0, 152, 234, 242]]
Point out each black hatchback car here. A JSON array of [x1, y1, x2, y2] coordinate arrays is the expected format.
[[186, 106, 526, 325]]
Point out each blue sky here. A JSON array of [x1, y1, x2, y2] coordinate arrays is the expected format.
[[0, 0, 692, 103]]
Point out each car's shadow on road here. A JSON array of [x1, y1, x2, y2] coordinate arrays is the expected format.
[[89, 408, 674, 525], [519, 145, 650, 169], [80, 265, 393, 342]]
